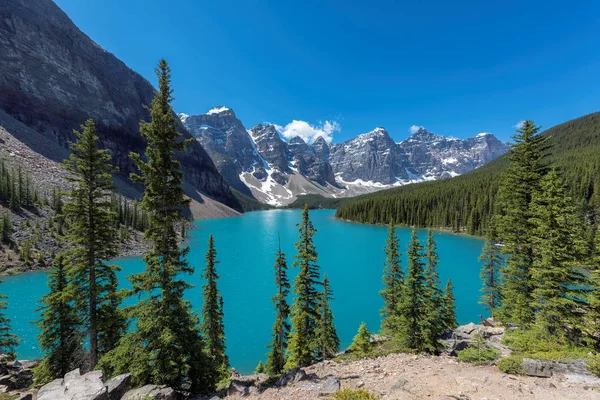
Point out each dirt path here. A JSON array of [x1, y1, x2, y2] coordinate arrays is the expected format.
[[232, 353, 600, 399]]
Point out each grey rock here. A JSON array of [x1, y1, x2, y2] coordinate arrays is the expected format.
[[105, 373, 131, 400], [329, 127, 408, 185], [182, 108, 264, 195], [275, 368, 318, 387], [391, 378, 408, 391], [227, 380, 250, 396], [318, 375, 340, 395], [399, 128, 509, 180], [38, 369, 107, 400], [121, 384, 175, 400], [521, 358, 597, 380]]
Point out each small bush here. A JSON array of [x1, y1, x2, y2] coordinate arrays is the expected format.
[[497, 356, 525, 374], [502, 327, 589, 360], [587, 353, 600, 377], [456, 334, 500, 364], [330, 388, 380, 400]]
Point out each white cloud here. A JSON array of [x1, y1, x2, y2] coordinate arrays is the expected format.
[[273, 120, 341, 144], [409, 125, 425, 134], [514, 120, 526, 129]]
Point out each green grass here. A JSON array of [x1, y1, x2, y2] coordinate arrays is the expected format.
[[330, 388, 380, 400]]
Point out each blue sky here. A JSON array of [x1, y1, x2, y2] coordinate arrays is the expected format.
[[55, 0, 600, 143]]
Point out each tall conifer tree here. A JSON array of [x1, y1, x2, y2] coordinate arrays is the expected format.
[[315, 275, 339, 360], [201, 234, 228, 377], [396, 228, 428, 350], [588, 229, 600, 346], [529, 168, 588, 336], [442, 279, 458, 330], [35, 254, 84, 382], [479, 224, 502, 318], [62, 119, 121, 368], [380, 221, 403, 334], [265, 237, 290, 376], [496, 120, 549, 326], [0, 281, 19, 357], [100, 60, 213, 393], [422, 230, 444, 353], [286, 204, 321, 368]]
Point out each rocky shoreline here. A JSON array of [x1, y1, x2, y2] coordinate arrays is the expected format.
[[6, 323, 600, 400]]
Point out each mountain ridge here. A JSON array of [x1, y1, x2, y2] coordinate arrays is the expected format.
[[179, 107, 510, 205]]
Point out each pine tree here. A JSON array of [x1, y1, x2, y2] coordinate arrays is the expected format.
[[421, 230, 445, 353], [254, 360, 264, 374], [380, 221, 404, 334], [35, 254, 84, 383], [478, 224, 502, 318], [496, 120, 550, 326], [588, 229, 600, 346], [0, 280, 19, 358], [396, 228, 428, 350], [529, 168, 588, 336], [265, 237, 290, 376], [201, 234, 228, 377], [286, 204, 322, 368], [96, 266, 127, 356], [99, 60, 214, 394], [349, 322, 371, 355], [315, 274, 339, 360], [61, 119, 121, 369], [442, 279, 458, 330]]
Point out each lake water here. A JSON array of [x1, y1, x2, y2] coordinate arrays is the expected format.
[[2, 209, 486, 374]]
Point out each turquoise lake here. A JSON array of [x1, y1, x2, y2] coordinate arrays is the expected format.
[[2, 209, 486, 374]]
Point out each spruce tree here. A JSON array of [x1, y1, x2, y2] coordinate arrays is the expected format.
[[422, 230, 444, 353], [201, 234, 228, 377], [478, 224, 502, 318], [588, 229, 600, 346], [35, 254, 84, 383], [349, 322, 371, 355], [62, 119, 121, 369], [96, 266, 127, 356], [0, 281, 19, 357], [496, 120, 549, 326], [396, 228, 428, 350], [529, 168, 588, 336], [254, 360, 264, 374], [442, 279, 458, 330], [99, 60, 213, 394], [265, 238, 290, 376], [315, 274, 339, 360], [286, 204, 321, 368], [380, 221, 403, 334]]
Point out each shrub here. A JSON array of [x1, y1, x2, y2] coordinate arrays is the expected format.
[[330, 388, 380, 400], [456, 334, 500, 364], [587, 353, 600, 377], [497, 356, 525, 374], [502, 327, 589, 360]]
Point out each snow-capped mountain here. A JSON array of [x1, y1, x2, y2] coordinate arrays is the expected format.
[[179, 107, 509, 206]]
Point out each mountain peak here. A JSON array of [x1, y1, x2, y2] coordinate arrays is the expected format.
[[177, 112, 190, 124]]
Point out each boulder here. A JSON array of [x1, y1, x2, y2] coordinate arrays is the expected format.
[[105, 373, 131, 400], [227, 380, 250, 396], [38, 369, 108, 400], [318, 375, 340, 396], [121, 384, 175, 400], [521, 358, 597, 380]]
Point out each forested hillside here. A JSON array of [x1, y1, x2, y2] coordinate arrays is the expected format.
[[335, 112, 600, 235]]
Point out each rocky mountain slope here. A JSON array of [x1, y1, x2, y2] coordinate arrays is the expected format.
[[0, 0, 240, 212], [180, 109, 509, 206]]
